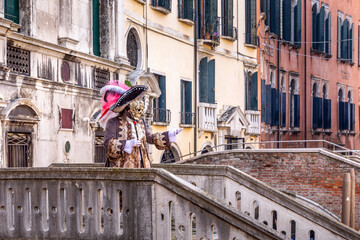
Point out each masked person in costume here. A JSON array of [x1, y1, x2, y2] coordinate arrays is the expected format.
[[99, 80, 182, 168]]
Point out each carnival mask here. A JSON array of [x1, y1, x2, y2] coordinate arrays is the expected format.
[[129, 99, 145, 121]]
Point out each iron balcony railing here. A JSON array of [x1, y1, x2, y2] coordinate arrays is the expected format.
[[199, 15, 220, 43], [178, 4, 193, 21], [153, 108, 171, 124], [180, 112, 195, 125]]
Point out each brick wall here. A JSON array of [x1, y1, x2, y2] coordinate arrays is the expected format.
[[182, 150, 360, 230]]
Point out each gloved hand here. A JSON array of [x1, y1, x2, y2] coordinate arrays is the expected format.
[[169, 128, 183, 142], [124, 139, 141, 154]]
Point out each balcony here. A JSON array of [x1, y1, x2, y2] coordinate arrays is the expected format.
[[180, 112, 195, 127], [153, 108, 171, 125], [198, 16, 220, 45], [245, 110, 261, 135], [198, 102, 217, 132]]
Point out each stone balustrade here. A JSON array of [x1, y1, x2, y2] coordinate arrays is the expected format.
[[0, 167, 285, 239], [198, 102, 217, 132], [245, 110, 261, 135], [155, 164, 360, 240]]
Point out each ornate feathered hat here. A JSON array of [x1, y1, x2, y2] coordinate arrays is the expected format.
[[98, 80, 148, 127]]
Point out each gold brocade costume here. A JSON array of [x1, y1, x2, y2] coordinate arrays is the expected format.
[[104, 114, 171, 168]]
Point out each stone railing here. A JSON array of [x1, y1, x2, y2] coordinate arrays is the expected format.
[[155, 164, 360, 240], [245, 110, 261, 135], [198, 102, 217, 132], [0, 167, 285, 239]]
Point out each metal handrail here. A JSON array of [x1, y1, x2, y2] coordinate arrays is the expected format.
[[161, 139, 360, 163]]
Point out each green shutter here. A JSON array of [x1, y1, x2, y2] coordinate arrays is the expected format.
[[270, 0, 280, 35], [199, 57, 208, 103], [282, 0, 291, 41], [227, 0, 234, 37], [342, 19, 348, 60], [325, 13, 331, 54], [208, 59, 215, 104], [349, 23, 354, 62], [184, 0, 193, 20], [245, 0, 250, 43], [250, 72, 258, 110], [93, 0, 100, 56], [185, 81, 192, 124], [294, 0, 301, 45], [265, 0, 270, 26], [180, 80, 184, 113], [5, 0, 19, 24], [245, 71, 249, 110], [250, 0, 257, 43], [337, 16, 341, 58], [318, 6, 325, 52], [158, 75, 167, 122], [312, 4, 318, 49], [294, 94, 300, 128]]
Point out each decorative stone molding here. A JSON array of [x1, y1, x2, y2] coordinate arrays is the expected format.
[[337, 83, 346, 101], [311, 76, 321, 97]]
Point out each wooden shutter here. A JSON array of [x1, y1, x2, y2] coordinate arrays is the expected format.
[[312, 97, 319, 129], [344, 102, 349, 130], [271, 88, 279, 126], [270, 0, 280, 35], [339, 101, 344, 130], [265, 0, 270, 26], [245, 71, 249, 109], [185, 81, 192, 124], [265, 84, 272, 124], [318, 98, 323, 129], [208, 59, 215, 104], [93, 0, 100, 56], [245, 0, 251, 43], [160, 75, 167, 122], [5, 0, 19, 24], [348, 23, 354, 61], [323, 99, 331, 129], [350, 103, 355, 131], [180, 80, 184, 113], [318, 7, 325, 52], [250, 0, 257, 43], [294, 94, 300, 128], [282, 0, 291, 41], [294, 0, 301, 46], [227, 0, 234, 37], [61, 109, 73, 129], [312, 5, 318, 49], [342, 19, 348, 60], [261, 80, 266, 122], [337, 16, 341, 58], [325, 13, 331, 54], [250, 72, 258, 110], [281, 92, 286, 127], [199, 57, 208, 103], [184, 0, 193, 20]]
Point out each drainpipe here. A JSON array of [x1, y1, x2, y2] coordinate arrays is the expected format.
[[304, 0, 307, 147], [277, 0, 281, 148], [193, 0, 198, 156]]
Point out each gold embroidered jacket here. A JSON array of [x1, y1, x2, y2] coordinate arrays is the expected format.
[[104, 115, 171, 168]]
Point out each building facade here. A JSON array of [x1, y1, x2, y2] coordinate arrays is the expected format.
[[259, 0, 360, 149], [0, 0, 260, 167]]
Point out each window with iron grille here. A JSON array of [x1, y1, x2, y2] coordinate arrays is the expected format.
[[94, 68, 110, 89], [94, 135, 106, 163], [60, 108, 74, 129], [7, 132, 31, 167], [7, 46, 30, 75]]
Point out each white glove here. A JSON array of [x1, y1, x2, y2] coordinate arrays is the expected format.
[[124, 139, 141, 154], [169, 128, 183, 143]]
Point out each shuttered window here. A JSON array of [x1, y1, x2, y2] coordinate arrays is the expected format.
[[294, 0, 301, 45], [245, 0, 256, 44], [341, 19, 349, 60], [265, 84, 272, 125], [261, 80, 266, 122], [282, 0, 291, 41], [178, 0, 193, 20], [325, 13, 331, 54], [348, 23, 354, 62], [271, 88, 279, 126], [152, 0, 172, 11], [281, 92, 286, 127], [293, 94, 300, 128], [317, 7, 325, 52], [222, 0, 234, 37], [350, 103, 355, 131], [323, 99, 331, 129], [270, 0, 280, 36], [339, 101, 344, 130], [312, 5, 330, 53], [153, 74, 167, 123], [338, 16, 353, 62], [312, 5, 318, 50], [181, 80, 193, 124], [337, 16, 341, 58], [60, 109, 74, 129], [312, 97, 324, 129], [5, 0, 19, 24], [93, 0, 100, 56], [199, 58, 215, 104]]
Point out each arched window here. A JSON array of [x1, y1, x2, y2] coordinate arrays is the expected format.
[[312, 82, 322, 129], [272, 210, 277, 230], [161, 146, 180, 163], [309, 230, 315, 240], [126, 29, 141, 69], [289, 79, 299, 128], [235, 191, 241, 210], [190, 213, 196, 240], [290, 220, 296, 240], [253, 201, 259, 220]]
